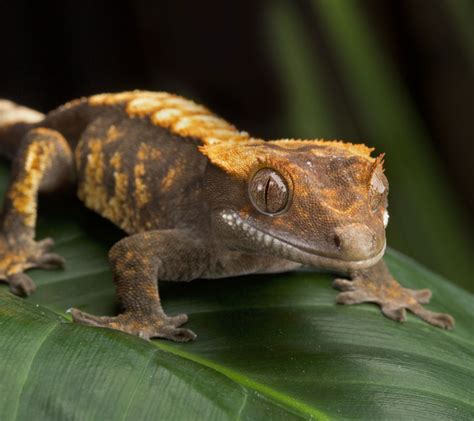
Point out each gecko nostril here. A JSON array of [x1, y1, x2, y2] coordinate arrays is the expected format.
[[333, 223, 379, 260]]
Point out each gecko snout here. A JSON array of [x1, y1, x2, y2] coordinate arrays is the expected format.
[[333, 223, 378, 260]]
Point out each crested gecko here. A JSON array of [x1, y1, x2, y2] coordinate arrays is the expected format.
[[0, 91, 454, 341]]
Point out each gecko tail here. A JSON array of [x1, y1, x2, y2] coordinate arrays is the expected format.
[[0, 99, 45, 160]]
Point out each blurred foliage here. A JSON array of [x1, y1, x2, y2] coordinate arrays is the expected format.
[[445, 0, 474, 69], [266, 0, 473, 291]]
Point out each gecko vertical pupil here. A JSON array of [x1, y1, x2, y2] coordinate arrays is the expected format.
[[249, 168, 289, 214]]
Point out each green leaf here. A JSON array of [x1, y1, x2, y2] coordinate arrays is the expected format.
[[0, 160, 473, 420]]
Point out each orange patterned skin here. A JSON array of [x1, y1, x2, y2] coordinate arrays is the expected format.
[[0, 91, 454, 341]]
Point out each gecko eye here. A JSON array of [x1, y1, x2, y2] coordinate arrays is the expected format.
[[249, 168, 289, 214]]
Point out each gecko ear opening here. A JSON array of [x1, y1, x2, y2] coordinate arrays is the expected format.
[[370, 154, 387, 193]]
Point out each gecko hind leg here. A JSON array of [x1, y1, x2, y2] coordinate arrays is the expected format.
[[333, 260, 455, 329], [0, 128, 74, 296]]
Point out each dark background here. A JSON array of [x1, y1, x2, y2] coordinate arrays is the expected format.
[[0, 0, 472, 290]]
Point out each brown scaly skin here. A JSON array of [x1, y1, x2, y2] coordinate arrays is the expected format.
[[0, 92, 454, 341]]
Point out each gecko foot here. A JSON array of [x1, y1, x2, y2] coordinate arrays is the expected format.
[[69, 308, 196, 342], [0, 236, 64, 296], [333, 277, 454, 329]]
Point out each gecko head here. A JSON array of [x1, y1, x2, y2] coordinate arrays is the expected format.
[[202, 139, 388, 273]]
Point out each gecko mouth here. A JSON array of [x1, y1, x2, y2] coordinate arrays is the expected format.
[[220, 210, 386, 273]]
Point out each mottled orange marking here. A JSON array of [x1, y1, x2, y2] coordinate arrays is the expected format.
[[124, 94, 171, 116], [110, 151, 121, 169], [106, 125, 120, 143], [8, 141, 54, 227], [108, 153, 133, 231], [134, 163, 150, 207], [89, 92, 139, 106], [0, 247, 43, 276], [160, 167, 177, 191], [199, 139, 262, 179], [271, 139, 374, 160], [78, 141, 137, 232], [113, 172, 128, 202], [90, 92, 377, 166], [152, 108, 183, 126], [201, 138, 376, 179], [78, 139, 108, 213], [137, 143, 162, 161], [90, 90, 252, 145]]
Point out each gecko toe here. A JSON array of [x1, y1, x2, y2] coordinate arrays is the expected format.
[[332, 278, 356, 291], [408, 304, 455, 329], [8, 272, 36, 297], [336, 290, 376, 305], [409, 288, 432, 304], [429, 313, 455, 329], [159, 326, 197, 342], [34, 252, 65, 269], [166, 313, 189, 327], [69, 308, 113, 327], [381, 305, 407, 322], [36, 237, 55, 252]]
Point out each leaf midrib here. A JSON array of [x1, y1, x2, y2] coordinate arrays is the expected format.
[[155, 341, 330, 420]]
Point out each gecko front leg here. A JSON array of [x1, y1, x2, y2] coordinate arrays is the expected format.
[[333, 259, 455, 329], [70, 230, 209, 341]]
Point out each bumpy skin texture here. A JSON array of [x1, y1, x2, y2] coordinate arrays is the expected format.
[[0, 91, 454, 341]]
